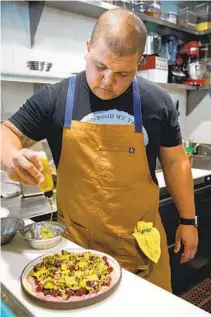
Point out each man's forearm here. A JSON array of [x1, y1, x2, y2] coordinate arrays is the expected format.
[[162, 159, 195, 218], [1, 123, 23, 170], [1, 121, 37, 171]]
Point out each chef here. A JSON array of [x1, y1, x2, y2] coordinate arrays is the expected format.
[[1, 8, 198, 292]]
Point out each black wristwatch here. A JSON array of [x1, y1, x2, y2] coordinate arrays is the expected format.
[[179, 216, 198, 227]]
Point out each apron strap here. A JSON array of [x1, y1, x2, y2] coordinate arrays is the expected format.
[[132, 77, 143, 133], [64, 75, 77, 128], [64, 75, 143, 132]]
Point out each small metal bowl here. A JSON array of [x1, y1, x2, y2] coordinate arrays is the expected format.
[[27, 61, 53, 72], [19, 221, 65, 250], [1, 217, 24, 245]]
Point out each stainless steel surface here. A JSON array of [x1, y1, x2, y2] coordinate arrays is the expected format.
[[19, 221, 65, 250], [20, 183, 43, 197], [1, 182, 21, 198], [188, 61, 207, 80], [143, 32, 162, 55], [192, 155, 211, 171], [1, 170, 21, 198], [1, 217, 24, 245], [1, 194, 57, 220], [1, 283, 34, 317], [27, 61, 53, 72], [194, 143, 211, 156]]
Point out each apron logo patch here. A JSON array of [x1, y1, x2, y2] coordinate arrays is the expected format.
[[129, 147, 135, 153]]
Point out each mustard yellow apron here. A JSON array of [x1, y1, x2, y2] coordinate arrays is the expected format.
[[56, 75, 171, 291]]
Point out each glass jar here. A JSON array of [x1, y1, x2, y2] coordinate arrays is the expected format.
[[145, 3, 161, 18]]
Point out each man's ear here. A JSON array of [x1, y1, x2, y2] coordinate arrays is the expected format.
[[87, 40, 91, 52], [85, 40, 91, 60]]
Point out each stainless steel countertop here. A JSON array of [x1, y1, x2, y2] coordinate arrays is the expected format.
[[1, 169, 210, 220], [1, 194, 57, 220]]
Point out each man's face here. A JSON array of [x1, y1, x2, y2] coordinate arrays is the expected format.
[[85, 37, 141, 100]]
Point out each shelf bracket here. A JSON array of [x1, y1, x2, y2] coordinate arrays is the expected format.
[[28, 1, 45, 47]]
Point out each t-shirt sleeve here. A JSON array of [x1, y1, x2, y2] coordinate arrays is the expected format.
[[160, 94, 183, 147], [8, 85, 55, 141]]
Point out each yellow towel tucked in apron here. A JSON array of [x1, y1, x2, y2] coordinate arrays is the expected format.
[[132, 221, 161, 264]]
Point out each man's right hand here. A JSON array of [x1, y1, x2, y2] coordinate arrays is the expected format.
[[6, 149, 44, 185]]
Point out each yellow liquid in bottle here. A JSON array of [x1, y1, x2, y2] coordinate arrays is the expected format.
[[38, 152, 54, 193], [38, 152, 54, 238]]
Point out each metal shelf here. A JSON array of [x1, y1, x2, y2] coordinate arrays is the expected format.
[[1, 72, 63, 84], [199, 28, 211, 35], [2, 72, 210, 91], [156, 83, 197, 90], [158, 83, 211, 91], [45, 1, 211, 36], [46, 0, 117, 18], [28, 1, 211, 47], [198, 85, 211, 90], [136, 12, 199, 35]]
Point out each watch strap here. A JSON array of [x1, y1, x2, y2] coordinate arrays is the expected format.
[[179, 216, 198, 227]]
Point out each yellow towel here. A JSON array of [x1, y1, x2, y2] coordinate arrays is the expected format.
[[132, 221, 161, 264]]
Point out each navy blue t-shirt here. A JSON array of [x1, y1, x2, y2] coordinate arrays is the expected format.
[[9, 71, 182, 184]]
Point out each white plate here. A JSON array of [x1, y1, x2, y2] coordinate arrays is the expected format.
[[21, 248, 122, 309], [0, 207, 9, 218]]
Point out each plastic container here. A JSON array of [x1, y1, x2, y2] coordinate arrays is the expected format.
[[136, 1, 150, 13], [193, 2, 210, 17], [196, 20, 211, 32], [166, 12, 177, 24], [185, 146, 194, 165], [38, 151, 54, 197], [177, 8, 198, 29]]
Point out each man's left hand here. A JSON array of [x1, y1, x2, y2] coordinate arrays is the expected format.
[[174, 225, 199, 263]]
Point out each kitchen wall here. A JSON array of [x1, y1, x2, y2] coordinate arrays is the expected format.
[[1, 1, 96, 76], [157, 86, 187, 138], [185, 93, 211, 144], [1, 81, 34, 117], [1, 1, 210, 143]]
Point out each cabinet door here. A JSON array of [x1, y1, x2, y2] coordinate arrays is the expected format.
[[195, 185, 211, 229], [159, 184, 211, 294]]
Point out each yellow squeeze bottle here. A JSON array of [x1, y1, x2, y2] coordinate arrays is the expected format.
[[38, 151, 54, 198], [38, 151, 54, 235]]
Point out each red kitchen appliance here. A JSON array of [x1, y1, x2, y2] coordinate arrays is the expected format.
[[175, 41, 206, 86], [137, 56, 168, 83]]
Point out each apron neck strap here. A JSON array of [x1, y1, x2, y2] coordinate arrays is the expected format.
[[64, 75, 77, 128], [64, 75, 142, 133], [132, 77, 142, 133]]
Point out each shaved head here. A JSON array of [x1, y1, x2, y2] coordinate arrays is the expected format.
[[90, 8, 147, 57], [85, 8, 146, 100]]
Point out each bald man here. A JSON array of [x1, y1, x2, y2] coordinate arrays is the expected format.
[[1, 9, 198, 292]]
